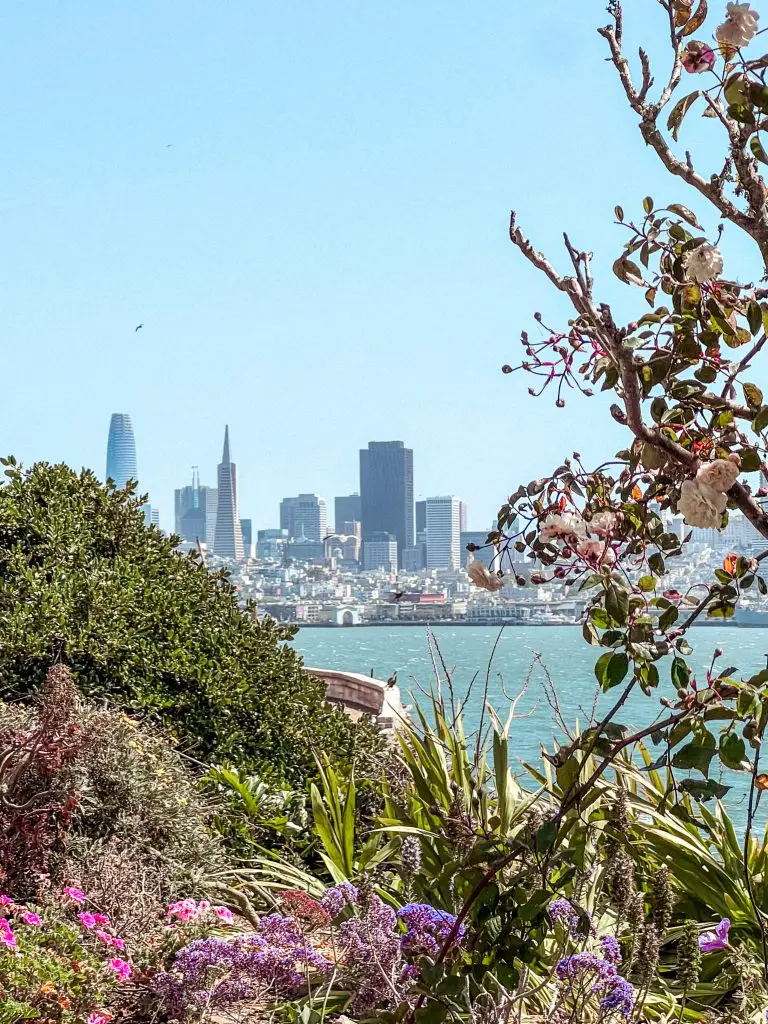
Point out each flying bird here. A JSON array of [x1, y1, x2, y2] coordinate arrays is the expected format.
[[135, 324, 144, 332], [392, 591, 405, 602]]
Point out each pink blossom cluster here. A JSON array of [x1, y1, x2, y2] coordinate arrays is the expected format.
[[77, 910, 126, 950], [166, 898, 234, 926], [108, 957, 132, 981]]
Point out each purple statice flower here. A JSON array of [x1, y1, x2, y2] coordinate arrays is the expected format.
[[549, 897, 582, 934], [599, 976, 634, 1019], [600, 935, 622, 965], [320, 882, 359, 919], [397, 903, 465, 956], [699, 918, 730, 952], [555, 952, 633, 1021], [155, 924, 334, 1017]]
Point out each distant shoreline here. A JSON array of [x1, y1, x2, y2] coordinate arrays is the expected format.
[[295, 619, 768, 629]]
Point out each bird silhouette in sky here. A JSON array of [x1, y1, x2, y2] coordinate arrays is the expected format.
[[135, 324, 144, 332]]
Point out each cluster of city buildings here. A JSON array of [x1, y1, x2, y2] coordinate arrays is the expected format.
[[104, 413, 768, 627]]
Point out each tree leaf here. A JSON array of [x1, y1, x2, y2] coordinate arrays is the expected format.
[[743, 382, 763, 408], [751, 135, 768, 165], [667, 203, 702, 228], [667, 91, 702, 141], [752, 406, 768, 433], [719, 732, 747, 771], [680, 778, 730, 801], [672, 730, 716, 775], [681, 0, 707, 36], [605, 585, 629, 626]]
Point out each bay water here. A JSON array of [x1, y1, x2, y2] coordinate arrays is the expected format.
[[291, 625, 768, 828]]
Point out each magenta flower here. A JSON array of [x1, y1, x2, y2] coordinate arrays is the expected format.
[[95, 928, 113, 945], [682, 40, 716, 73], [111, 935, 126, 951], [88, 1015, 110, 1024], [20, 911, 41, 926], [78, 912, 97, 929], [0, 919, 17, 948], [93, 913, 110, 926], [0, 895, 12, 906], [699, 918, 730, 951], [108, 957, 132, 981], [213, 906, 234, 925], [63, 886, 86, 903]]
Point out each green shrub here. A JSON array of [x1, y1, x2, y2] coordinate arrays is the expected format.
[[0, 458, 383, 787]]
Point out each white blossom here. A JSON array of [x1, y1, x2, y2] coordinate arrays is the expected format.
[[588, 511, 617, 538], [696, 457, 739, 493], [467, 559, 504, 592], [683, 243, 723, 283], [716, 2, 759, 49], [539, 512, 586, 543], [576, 537, 616, 566], [678, 478, 728, 529]]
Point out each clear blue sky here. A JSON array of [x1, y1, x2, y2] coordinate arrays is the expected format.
[[0, 2, 747, 531]]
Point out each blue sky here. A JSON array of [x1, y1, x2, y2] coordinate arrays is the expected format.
[[0, 2, 752, 531]]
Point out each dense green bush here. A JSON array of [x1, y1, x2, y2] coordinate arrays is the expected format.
[[0, 458, 382, 786]]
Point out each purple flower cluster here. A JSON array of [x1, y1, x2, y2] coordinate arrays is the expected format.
[[600, 935, 622, 965], [155, 920, 332, 1017], [555, 952, 634, 1021], [549, 897, 581, 933], [320, 882, 359, 919], [397, 903, 464, 956]]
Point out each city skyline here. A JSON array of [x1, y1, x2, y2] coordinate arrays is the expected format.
[[1, 3, 656, 544]]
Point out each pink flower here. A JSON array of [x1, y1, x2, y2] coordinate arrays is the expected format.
[[682, 40, 716, 73], [93, 913, 110, 926], [0, 895, 12, 906], [213, 906, 234, 925], [108, 957, 132, 981], [700, 917, 730, 951], [78, 912, 97, 929], [95, 929, 112, 945], [63, 886, 86, 903], [110, 935, 126, 951], [88, 1014, 112, 1024], [20, 912, 41, 926], [0, 919, 17, 948]]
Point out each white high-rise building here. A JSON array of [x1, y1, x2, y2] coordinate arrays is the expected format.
[[425, 496, 461, 570]]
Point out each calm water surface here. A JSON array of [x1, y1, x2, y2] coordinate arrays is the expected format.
[[291, 625, 768, 827]]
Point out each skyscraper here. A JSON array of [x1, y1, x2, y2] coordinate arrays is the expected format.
[[175, 468, 217, 545], [425, 496, 461, 570], [280, 494, 328, 540], [212, 426, 244, 561], [334, 494, 361, 533], [106, 414, 138, 489], [240, 518, 253, 558], [415, 500, 426, 535], [359, 441, 414, 557]]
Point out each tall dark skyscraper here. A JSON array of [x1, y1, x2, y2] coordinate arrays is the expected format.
[[106, 413, 138, 489], [415, 500, 426, 535], [213, 425, 244, 561], [359, 441, 414, 556]]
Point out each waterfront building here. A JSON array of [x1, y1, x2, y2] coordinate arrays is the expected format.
[[280, 494, 328, 541], [105, 413, 138, 489], [360, 441, 414, 558], [459, 501, 468, 533], [334, 494, 361, 534], [362, 532, 398, 573], [426, 496, 461, 569], [212, 426, 244, 561], [257, 528, 289, 560]]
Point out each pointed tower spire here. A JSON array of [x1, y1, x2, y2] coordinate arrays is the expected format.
[[213, 425, 244, 561]]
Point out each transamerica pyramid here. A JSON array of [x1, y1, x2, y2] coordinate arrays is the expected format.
[[212, 425, 244, 561]]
